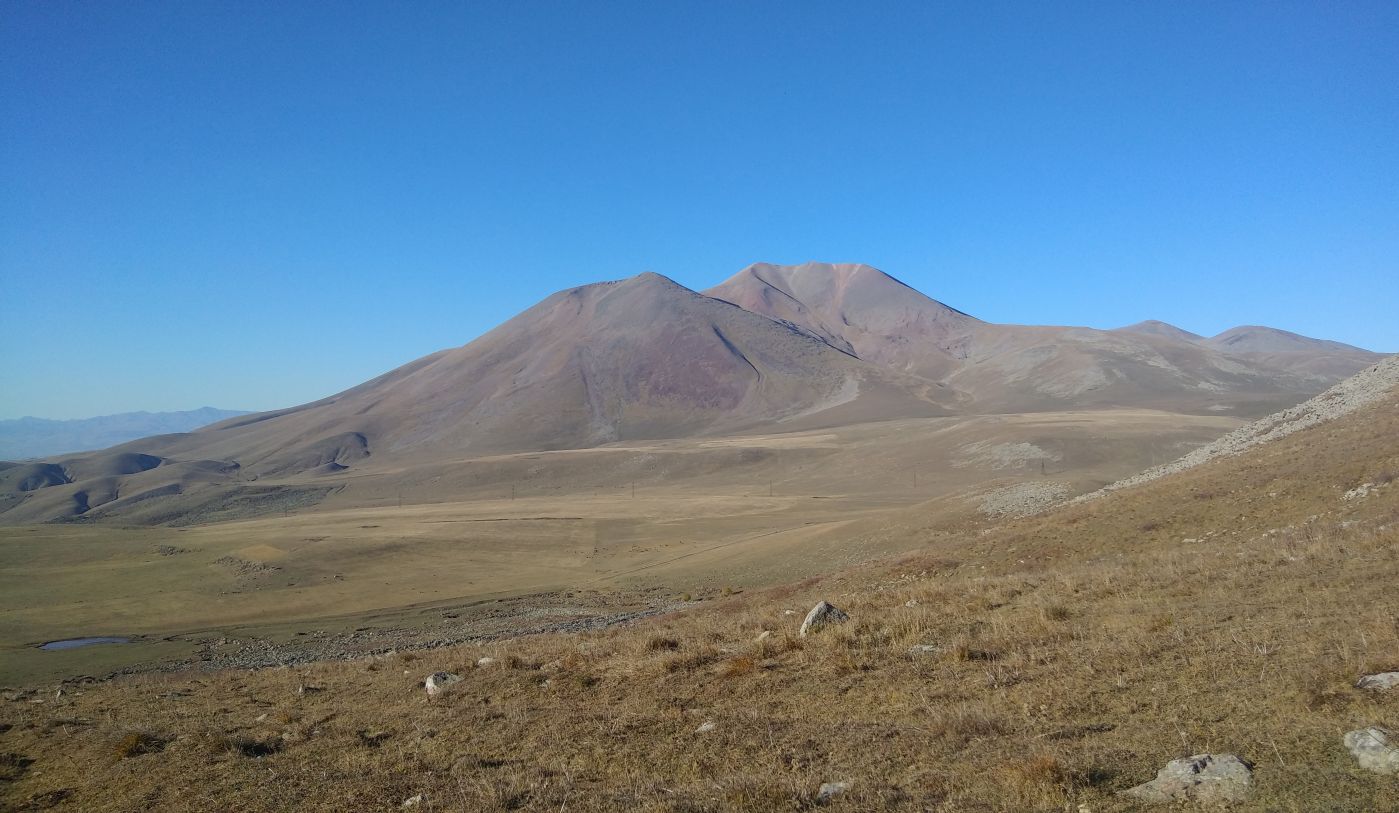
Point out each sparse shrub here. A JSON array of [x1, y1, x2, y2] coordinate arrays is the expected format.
[[1041, 604, 1071, 622], [661, 647, 720, 674], [0, 752, 34, 781], [645, 635, 680, 652], [113, 732, 166, 759], [718, 656, 755, 678]]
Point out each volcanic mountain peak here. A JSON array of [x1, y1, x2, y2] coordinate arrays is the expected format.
[[1206, 325, 1371, 354], [1113, 319, 1205, 343]]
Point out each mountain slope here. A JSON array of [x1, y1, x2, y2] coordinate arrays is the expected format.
[[0, 273, 953, 523], [0, 407, 248, 460], [708, 262, 1382, 414]]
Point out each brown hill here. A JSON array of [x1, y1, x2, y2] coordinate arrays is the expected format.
[[0, 272, 952, 524], [707, 262, 1381, 414], [0, 264, 1381, 526]]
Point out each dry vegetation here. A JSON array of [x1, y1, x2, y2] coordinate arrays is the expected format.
[[1, 395, 1397, 811]]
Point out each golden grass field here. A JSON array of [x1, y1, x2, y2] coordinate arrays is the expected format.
[[0, 390, 1396, 810], [0, 409, 1233, 685]]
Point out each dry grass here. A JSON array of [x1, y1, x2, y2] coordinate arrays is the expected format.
[[1, 396, 1398, 811]]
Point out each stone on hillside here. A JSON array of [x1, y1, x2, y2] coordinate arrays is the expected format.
[[476, 657, 497, 668], [816, 781, 851, 803], [1120, 754, 1253, 803], [1343, 727, 1399, 775], [907, 644, 941, 656], [755, 630, 773, 643], [905, 599, 919, 607], [799, 601, 850, 637], [1356, 672, 1399, 691], [424, 672, 462, 698], [695, 721, 716, 734]]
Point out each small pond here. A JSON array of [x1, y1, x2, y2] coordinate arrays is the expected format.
[[39, 637, 133, 651]]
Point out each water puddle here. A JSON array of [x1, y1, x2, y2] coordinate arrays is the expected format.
[[39, 636, 133, 651]]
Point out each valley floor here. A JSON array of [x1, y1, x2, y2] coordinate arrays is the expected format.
[[0, 396, 1397, 810]]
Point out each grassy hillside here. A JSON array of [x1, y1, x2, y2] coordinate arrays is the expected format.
[[1, 389, 1396, 811]]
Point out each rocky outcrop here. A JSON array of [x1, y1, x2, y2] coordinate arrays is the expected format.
[[1357, 672, 1399, 691], [1121, 753, 1253, 803], [1344, 727, 1399, 775], [799, 601, 849, 637], [1085, 354, 1399, 499], [424, 672, 462, 699]]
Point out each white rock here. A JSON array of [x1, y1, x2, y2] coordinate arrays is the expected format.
[[1356, 671, 1399, 691], [424, 672, 462, 698], [401, 794, 423, 809], [1344, 727, 1399, 775], [799, 601, 850, 637], [904, 599, 919, 607], [695, 721, 716, 734], [907, 644, 941, 656], [754, 630, 773, 643], [476, 657, 497, 668], [816, 781, 851, 803], [783, 609, 797, 616], [1120, 753, 1253, 803]]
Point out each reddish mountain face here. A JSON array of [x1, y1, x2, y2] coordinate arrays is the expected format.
[[709, 262, 1382, 413], [0, 263, 1382, 525]]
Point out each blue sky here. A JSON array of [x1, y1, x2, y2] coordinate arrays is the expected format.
[[2, 2, 1396, 419]]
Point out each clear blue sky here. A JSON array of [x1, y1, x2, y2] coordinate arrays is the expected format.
[[2, 2, 1396, 419]]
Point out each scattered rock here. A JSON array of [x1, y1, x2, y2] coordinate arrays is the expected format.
[[475, 657, 497, 668], [1356, 672, 1399, 691], [1344, 727, 1399, 775], [1120, 753, 1253, 804], [816, 781, 851, 803], [695, 721, 716, 734], [424, 672, 462, 698], [904, 599, 919, 607], [907, 644, 941, 656], [783, 609, 797, 616], [799, 601, 850, 637], [401, 794, 424, 808]]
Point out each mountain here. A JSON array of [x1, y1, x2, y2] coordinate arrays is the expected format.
[[0, 272, 955, 523], [1113, 319, 1205, 343], [0, 407, 249, 460], [0, 264, 1382, 526], [708, 262, 1383, 413]]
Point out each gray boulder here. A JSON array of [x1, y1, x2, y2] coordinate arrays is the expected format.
[[1343, 727, 1399, 775], [1121, 753, 1253, 803], [799, 601, 850, 637], [1356, 671, 1399, 691], [816, 781, 850, 803], [424, 671, 462, 698]]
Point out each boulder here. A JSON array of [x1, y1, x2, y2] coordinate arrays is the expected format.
[[1356, 672, 1399, 691], [816, 781, 850, 803], [799, 601, 850, 637], [424, 672, 462, 698], [1120, 754, 1253, 803], [1343, 727, 1399, 775]]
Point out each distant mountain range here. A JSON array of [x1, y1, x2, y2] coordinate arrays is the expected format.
[[0, 262, 1384, 524], [0, 408, 249, 460]]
